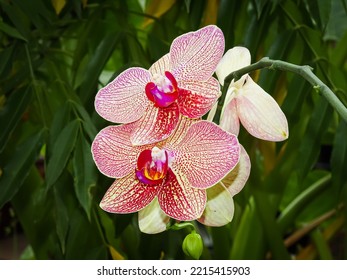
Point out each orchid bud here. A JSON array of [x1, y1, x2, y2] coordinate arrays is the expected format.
[[182, 231, 203, 259]]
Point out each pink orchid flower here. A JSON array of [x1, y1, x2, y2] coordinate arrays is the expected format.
[[95, 25, 224, 145], [91, 117, 240, 233], [138, 144, 250, 233], [216, 47, 289, 141]]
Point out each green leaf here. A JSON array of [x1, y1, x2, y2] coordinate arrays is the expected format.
[[79, 32, 121, 105], [229, 197, 267, 259], [73, 135, 97, 220], [0, 21, 28, 41], [324, 0, 347, 41], [54, 186, 69, 254], [253, 189, 291, 259], [0, 1, 31, 39], [331, 120, 347, 191], [0, 130, 44, 208], [296, 98, 333, 180], [253, 0, 268, 18], [278, 172, 332, 232], [305, 0, 331, 32], [0, 46, 15, 76], [48, 104, 72, 157], [46, 119, 80, 188], [73, 102, 98, 141], [0, 87, 33, 153]]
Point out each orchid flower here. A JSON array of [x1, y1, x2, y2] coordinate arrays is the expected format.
[[91, 117, 240, 234], [95, 25, 224, 145], [215, 47, 289, 141]]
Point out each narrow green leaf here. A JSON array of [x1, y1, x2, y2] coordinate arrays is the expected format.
[[11, 167, 61, 259], [311, 229, 333, 260], [296, 98, 333, 180], [54, 187, 69, 254], [65, 207, 107, 259], [229, 197, 266, 259], [0, 21, 27, 41], [330, 120, 347, 191], [0, 87, 33, 153], [48, 104, 71, 158], [278, 173, 332, 232], [46, 119, 80, 188], [0, 1, 31, 39], [0, 130, 44, 208], [324, 0, 347, 41], [79, 32, 121, 104], [253, 0, 268, 18], [0, 46, 14, 76], [73, 135, 97, 220], [305, 0, 331, 31], [253, 190, 291, 259], [73, 102, 98, 141]]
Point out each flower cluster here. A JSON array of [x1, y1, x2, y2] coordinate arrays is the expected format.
[[91, 25, 288, 234]]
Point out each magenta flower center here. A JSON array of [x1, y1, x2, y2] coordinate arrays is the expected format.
[[145, 71, 179, 107], [135, 147, 169, 185]]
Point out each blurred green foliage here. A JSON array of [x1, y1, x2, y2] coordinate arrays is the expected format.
[[0, 0, 346, 259]]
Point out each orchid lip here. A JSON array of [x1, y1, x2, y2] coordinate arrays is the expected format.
[[145, 71, 179, 107], [136, 147, 169, 185]]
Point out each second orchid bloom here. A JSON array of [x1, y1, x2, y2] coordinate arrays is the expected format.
[[92, 117, 240, 233]]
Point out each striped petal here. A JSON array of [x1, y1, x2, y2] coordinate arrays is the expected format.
[[237, 76, 289, 141], [95, 67, 151, 123], [198, 183, 234, 226], [158, 170, 206, 221], [91, 123, 140, 178], [220, 90, 240, 135], [100, 173, 159, 214], [170, 25, 224, 82], [171, 121, 240, 189], [138, 198, 170, 234], [221, 145, 251, 197], [149, 54, 171, 76], [215, 46, 251, 87], [130, 103, 180, 145], [177, 77, 220, 118]]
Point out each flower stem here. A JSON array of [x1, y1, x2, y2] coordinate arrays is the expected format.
[[214, 57, 347, 124], [167, 222, 196, 232]]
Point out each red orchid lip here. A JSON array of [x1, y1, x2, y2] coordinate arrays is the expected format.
[[145, 71, 179, 108], [135, 148, 169, 185]]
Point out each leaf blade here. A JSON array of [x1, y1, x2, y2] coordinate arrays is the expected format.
[[46, 119, 80, 188]]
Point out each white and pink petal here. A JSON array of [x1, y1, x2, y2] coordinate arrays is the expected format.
[[198, 183, 234, 227], [220, 90, 240, 136], [149, 54, 171, 76], [138, 198, 170, 234], [100, 173, 159, 214], [95, 67, 151, 123], [170, 25, 225, 82], [91, 123, 141, 178], [236, 76, 289, 141], [216, 46, 251, 87], [221, 145, 251, 197]]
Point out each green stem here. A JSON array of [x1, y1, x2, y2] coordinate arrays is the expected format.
[[214, 57, 347, 124], [167, 222, 196, 232]]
